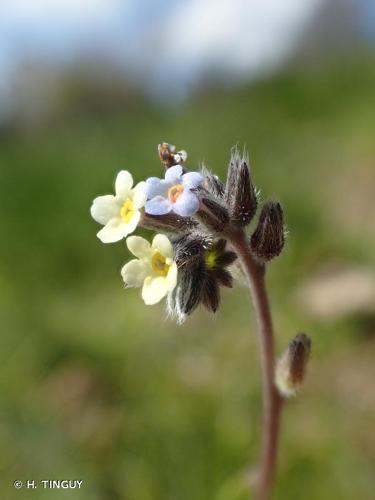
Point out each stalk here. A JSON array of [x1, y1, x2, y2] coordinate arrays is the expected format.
[[229, 230, 283, 500]]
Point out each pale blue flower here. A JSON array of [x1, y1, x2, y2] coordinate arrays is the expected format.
[[145, 165, 203, 217]]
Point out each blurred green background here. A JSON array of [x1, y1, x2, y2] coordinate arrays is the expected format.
[[1, 4, 375, 498]]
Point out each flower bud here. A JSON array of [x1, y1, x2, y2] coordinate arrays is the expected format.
[[158, 142, 187, 168], [202, 275, 220, 312], [172, 260, 207, 319], [213, 268, 233, 288], [141, 211, 198, 233], [202, 168, 225, 199], [192, 186, 230, 233], [200, 196, 229, 225], [173, 232, 211, 267], [250, 201, 285, 262], [275, 333, 311, 398], [225, 148, 258, 226], [211, 239, 237, 268]]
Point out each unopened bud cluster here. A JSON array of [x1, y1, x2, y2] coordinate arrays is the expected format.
[[91, 141, 287, 322]]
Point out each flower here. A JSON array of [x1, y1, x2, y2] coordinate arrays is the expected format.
[[145, 165, 203, 217], [91, 171, 146, 243], [121, 234, 178, 305]]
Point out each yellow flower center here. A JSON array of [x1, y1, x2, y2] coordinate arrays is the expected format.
[[151, 252, 170, 277], [120, 198, 135, 224], [168, 184, 184, 203], [205, 249, 218, 269]]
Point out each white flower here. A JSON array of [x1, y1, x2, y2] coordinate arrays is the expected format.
[[121, 234, 178, 305], [90, 170, 147, 243]]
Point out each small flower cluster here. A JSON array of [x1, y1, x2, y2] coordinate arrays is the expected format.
[[91, 142, 286, 321]]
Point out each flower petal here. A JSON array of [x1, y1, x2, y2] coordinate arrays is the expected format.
[[124, 209, 141, 235], [182, 171, 203, 189], [166, 262, 178, 291], [142, 276, 170, 305], [172, 190, 199, 216], [121, 259, 149, 287], [96, 218, 128, 243], [145, 196, 172, 215], [126, 235, 152, 259], [115, 170, 133, 198], [151, 234, 173, 259], [165, 165, 183, 185], [145, 177, 168, 199], [90, 195, 119, 225], [132, 181, 147, 209]]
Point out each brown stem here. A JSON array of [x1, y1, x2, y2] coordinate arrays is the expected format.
[[228, 230, 283, 500]]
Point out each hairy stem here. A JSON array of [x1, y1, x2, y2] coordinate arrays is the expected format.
[[229, 230, 283, 500]]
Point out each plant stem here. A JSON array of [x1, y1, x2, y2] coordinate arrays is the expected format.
[[229, 230, 283, 500]]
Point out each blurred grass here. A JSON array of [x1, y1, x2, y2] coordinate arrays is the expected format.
[[0, 56, 375, 499]]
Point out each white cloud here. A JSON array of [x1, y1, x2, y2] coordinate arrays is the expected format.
[[149, 0, 323, 93]]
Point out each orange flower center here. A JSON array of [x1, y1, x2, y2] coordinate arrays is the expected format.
[[168, 184, 184, 203]]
